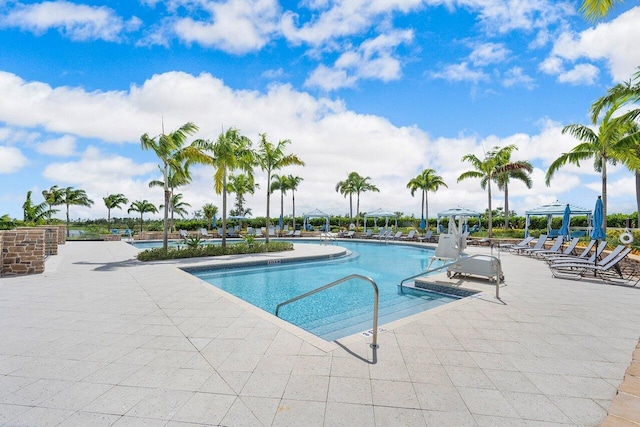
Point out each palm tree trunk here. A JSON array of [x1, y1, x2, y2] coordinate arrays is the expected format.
[[602, 161, 608, 230], [140, 213, 144, 234], [292, 190, 296, 230], [355, 193, 360, 228], [280, 190, 284, 232], [487, 182, 493, 238], [222, 171, 227, 249], [107, 209, 111, 225], [162, 163, 169, 252], [423, 190, 428, 229], [636, 171, 640, 226], [349, 194, 353, 221], [66, 204, 70, 237], [504, 182, 510, 229], [265, 171, 271, 244]]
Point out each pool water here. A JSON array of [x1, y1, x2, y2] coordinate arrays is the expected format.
[[191, 241, 459, 341]]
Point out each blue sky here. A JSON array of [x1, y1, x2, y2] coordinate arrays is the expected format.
[[1, 0, 640, 222]]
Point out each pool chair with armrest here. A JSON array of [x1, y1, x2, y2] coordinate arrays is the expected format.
[[514, 235, 548, 254], [496, 236, 534, 251], [549, 247, 635, 285], [524, 236, 564, 257]]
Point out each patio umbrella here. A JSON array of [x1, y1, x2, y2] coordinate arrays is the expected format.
[[279, 214, 283, 229], [212, 213, 217, 228], [559, 204, 571, 241], [591, 196, 606, 263], [420, 216, 425, 229]]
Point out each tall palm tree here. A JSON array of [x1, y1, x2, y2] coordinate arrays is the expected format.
[[285, 175, 303, 230], [59, 187, 94, 236], [149, 163, 192, 232], [335, 172, 357, 221], [349, 172, 379, 228], [591, 67, 640, 217], [255, 134, 305, 243], [227, 174, 259, 217], [458, 145, 526, 237], [202, 203, 218, 230], [270, 174, 290, 229], [42, 185, 63, 221], [492, 149, 533, 229], [103, 193, 129, 224], [128, 200, 158, 234], [160, 193, 191, 231], [140, 122, 211, 252], [546, 102, 640, 230], [23, 191, 49, 223], [406, 169, 447, 229], [199, 128, 255, 248], [580, 0, 624, 19]]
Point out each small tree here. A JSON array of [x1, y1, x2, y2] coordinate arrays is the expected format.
[[202, 203, 218, 230], [103, 194, 129, 224], [128, 200, 158, 234], [59, 187, 94, 236]]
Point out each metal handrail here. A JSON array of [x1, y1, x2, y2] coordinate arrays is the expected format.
[[399, 259, 458, 292], [275, 274, 380, 349]]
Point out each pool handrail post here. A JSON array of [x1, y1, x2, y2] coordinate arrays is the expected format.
[[275, 273, 380, 349]]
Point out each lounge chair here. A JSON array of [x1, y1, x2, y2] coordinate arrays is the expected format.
[[525, 236, 564, 257], [362, 230, 373, 239], [342, 230, 355, 238], [549, 244, 626, 267], [496, 236, 534, 251], [255, 228, 264, 237], [284, 229, 294, 237], [418, 230, 434, 243], [537, 237, 580, 259], [401, 230, 417, 241], [543, 239, 599, 264], [293, 230, 301, 237], [179, 229, 189, 239], [549, 247, 634, 284], [200, 228, 212, 238], [371, 229, 386, 239], [514, 235, 548, 254], [390, 231, 403, 240]]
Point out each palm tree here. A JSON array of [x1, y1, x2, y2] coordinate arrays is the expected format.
[[335, 172, 357, 222], [202, 203, 218, 230], [255, 134, 305, 243], [160, 193, 191, 230], [199, 128, 255, 248], [580, 0, 624, 19], [59, 187, 94, 236], [128, 200, 158, 234], [458, 145, 527, 238], [270, 174, 290, 230], [546, 102, 640, 230], [591, 67, 640, 217], [41, 185, 63, 221], [103, 193, 129, 224], [23, 191, 49, 223], [492, 149, 533, 229], [285, 175, 303, 230], [140, 122, 211, 252], [227, 174, 259, 217], [406, 169, 447, 229], [149, 164, 192, 232], [350, 172, 379, 228]]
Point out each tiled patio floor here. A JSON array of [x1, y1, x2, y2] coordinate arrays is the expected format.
[[1, 240, 639, 426]]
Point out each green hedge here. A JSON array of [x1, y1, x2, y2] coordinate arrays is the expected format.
[[137, 241, 294, 261]]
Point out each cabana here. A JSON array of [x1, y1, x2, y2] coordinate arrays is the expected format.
[[303, 208, 331, 232], [436, 207, 482, 233], [363, 209, 397, 232], [524, 201, 591, 237]]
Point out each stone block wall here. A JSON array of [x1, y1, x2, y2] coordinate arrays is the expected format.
[[42, 227, 59, 256], [101, 234, 122, 241], [1, 228, 46, 276]]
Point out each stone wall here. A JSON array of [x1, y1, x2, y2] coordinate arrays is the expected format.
[[1, 228, 46, 276], [101, 234, 122, 241], [41, 227, 59, 256]]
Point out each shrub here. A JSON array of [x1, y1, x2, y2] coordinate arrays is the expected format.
[[137, 241, 294, 261]]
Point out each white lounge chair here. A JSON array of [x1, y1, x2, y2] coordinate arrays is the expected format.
[[401, 230, 417, 241], [537, 237, 580, 259], [526, 236, 564, 257], [200, 228, 211, 238], [391, 231, 403, 240], [514, 235, 548, 254], [293, 230, 301, 237], [543, 239, 600, 264], [179, 229, 189, 239], [496, 236, 534, 251], [418, 230, 434, 243]]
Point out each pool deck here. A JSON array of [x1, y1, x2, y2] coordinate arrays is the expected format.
[[1, 240, 640, 426]]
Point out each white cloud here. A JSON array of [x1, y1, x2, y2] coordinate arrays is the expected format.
[[469, 42, 509, 66], [546, 6, 640, 82], [0, 146, 28, 173], [502, 66, 534, 89], [431, 62, 489, 84], [35, 135, 76, 156], [305, 30, 413, 90], [1, 1, 141, 42], [538, 56, 563, 74], [171, 0, 280, 53], [557, 63, 599, 85]]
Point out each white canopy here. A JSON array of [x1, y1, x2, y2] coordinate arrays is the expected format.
[[436, 207, 481, 233], [524, 201, 592, 237], [363, 209, 398, 232], [303, 208, 330, 232]]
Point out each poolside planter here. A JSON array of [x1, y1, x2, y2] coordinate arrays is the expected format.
[[0, 228, 46, 276]]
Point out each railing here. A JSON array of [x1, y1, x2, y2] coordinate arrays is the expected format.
[[275, 274, 380, 349], [320, 232, 337, 245], [399, 259, 458, 292]]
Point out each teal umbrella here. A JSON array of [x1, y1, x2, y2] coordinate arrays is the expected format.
[[590, 196, 606, 267], [559, 204, 571, 240]]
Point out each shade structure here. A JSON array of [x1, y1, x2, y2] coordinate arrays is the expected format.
[[436, 207, 481, 234], [524, 201, 591, 237], [558, 204, 571, 239], [303, 208, 330, 232], [363, 209, 398, 232], [591, 196, 606, 240]]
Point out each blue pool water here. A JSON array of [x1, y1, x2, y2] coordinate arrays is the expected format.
[[190, 241, 459, 341]]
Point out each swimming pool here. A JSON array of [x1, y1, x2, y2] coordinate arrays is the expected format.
[[190, 240, 460, 341]]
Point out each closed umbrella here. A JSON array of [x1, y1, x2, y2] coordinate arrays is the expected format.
[[591, 196, 606, 264], [279, 215, 283, 229], [559, 204, 571, 241]]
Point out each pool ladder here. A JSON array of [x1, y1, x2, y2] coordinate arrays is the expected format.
[[275, 274, 380, 349], [319, 232, 337, 245]]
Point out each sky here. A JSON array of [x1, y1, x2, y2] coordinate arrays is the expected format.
[[1, 0, 640, 223]]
